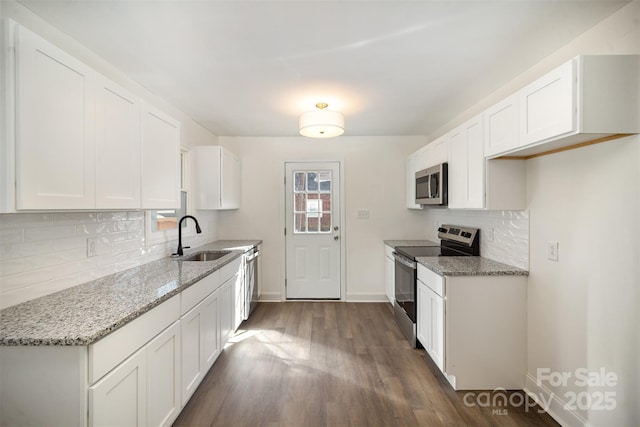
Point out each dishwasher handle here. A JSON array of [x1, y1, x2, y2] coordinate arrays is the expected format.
[[245, 248, 260, 262], [392, 252, 416, 269]]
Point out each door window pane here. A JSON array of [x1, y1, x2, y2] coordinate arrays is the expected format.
[[294, 193, 306, 212], [292, 170, 333, 234], [308, 217, 319, 232], [318, 171, 331, 192], [306, 172, 318, 192], [294, 213, 307, 233], [320, 214, 331, 232], [294, 173, 306, 192]]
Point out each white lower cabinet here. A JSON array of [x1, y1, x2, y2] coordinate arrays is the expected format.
[[146, 322, 182, 427], [0, 255, 247, 427], [89, 347, 147, 427], [90, 320, 181, 427], [416, 280, 444, 372], [416, 264, 527, 390], [180, 289, 220, 405]]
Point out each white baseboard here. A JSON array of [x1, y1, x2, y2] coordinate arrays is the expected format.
[[345, 293, 389, 302], [258, 292, 282, 302], [524, 373, 589, 427], [259, 293, 390, 303]]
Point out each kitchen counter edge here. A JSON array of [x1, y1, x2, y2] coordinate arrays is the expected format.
[[416, 256, 529, 277], [0, 240, 262, 347]]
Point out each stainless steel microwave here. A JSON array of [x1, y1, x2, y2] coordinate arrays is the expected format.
[[415, 163, 448, 206]]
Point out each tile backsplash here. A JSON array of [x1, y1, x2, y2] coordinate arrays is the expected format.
[[422, 209, 529, 269], [0, 211, 217, 309]]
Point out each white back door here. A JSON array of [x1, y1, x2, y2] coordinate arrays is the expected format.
[[285, 162, 341, 299]]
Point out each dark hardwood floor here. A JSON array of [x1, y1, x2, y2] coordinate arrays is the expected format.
[[173, 302, 559, 427]]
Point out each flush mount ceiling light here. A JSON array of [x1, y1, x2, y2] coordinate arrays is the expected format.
[[299, 102, 345, 138]]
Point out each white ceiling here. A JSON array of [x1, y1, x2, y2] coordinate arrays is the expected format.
[[16, 0, 629, 137]]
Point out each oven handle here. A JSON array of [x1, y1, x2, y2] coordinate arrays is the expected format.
[[392, 252, 416, 269]]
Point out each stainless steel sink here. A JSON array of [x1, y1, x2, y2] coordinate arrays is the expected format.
[[181, 251, 230, 262]]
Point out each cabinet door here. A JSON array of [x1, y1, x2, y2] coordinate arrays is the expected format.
[[89, 348, 147, 427], [430, 136, 448, 166], [416, 281, 430, 350], [16, 25, 95, 209], [220, 148, 240, 209], [465, 116, 485, 209], [448, 116, 485, 209], [95, 74, 141, 209], [147, 322, 181, 427], [428, 286, 445, 372], [219, 280, 233, 347], [202, 290, 221, 370], [484, 94, 519, 157], [417, 282, 445, 373], [141, 103, 180, 209], [384, 255, 395, 304], [447, 128, 466, 209], [520, 59, 576, 146], [233, 271, 244, 331], [180, 302, 204, 405]]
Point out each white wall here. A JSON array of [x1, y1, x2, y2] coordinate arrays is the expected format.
[[217, 135, 429, 301], [426, 2, 640, 425], [0, 2, 220, 308]]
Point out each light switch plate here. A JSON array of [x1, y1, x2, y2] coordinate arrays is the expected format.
[[547, 241, 559, 261], [87, 237, 98, 258], [357, 209, 370, 219]]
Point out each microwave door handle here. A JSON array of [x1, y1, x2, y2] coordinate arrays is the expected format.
[[427, 173, 431, 198]]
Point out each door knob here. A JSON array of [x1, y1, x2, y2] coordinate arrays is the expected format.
[[334, 235, 339, 241], [333, 226, 339, 231]]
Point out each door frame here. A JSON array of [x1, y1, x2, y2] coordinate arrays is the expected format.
[[281, 159, 346, 301]]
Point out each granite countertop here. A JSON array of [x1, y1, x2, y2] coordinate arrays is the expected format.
[[416, 256, 528, 277], [384, 239, 439, 248], [0, 240, 261, 346]]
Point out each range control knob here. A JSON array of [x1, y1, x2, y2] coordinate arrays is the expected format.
[[438, 227, 447, 233], [461, 232, 472, 238]]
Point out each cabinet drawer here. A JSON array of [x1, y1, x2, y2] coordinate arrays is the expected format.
[[220, 257, 242, 284], [384, 244, 395, 259], [417, 264, 445, 297], [181, 270, 220, 315], [89, 295, 180, 384]]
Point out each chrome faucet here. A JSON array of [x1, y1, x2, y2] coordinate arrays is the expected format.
[[173, 215, 202, 256]]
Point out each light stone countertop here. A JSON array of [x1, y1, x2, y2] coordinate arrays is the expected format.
[[416, 256, 529, 277], [0, 240, 261, 346], [384, 239, 439, 248]]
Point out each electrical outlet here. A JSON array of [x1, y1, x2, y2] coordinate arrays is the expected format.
[[547, 241, 559, 261], [87, 237, 98, 258]]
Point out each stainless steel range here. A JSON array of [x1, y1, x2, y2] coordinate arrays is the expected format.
[[393, 225, 480, 347]]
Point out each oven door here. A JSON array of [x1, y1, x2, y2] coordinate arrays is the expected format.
[[393, 252, 417, 322]]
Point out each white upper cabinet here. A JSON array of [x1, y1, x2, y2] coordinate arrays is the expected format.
[[427, 135, 449, 167], [220, 147, 240, 209], [193, 146, 241, 210], [2, 20, 182, 211], [15, 24, 96, 210], [520, 59, 575, 147], [95, 74, 141, 209], [448, 115, 484, 209], [484, 93, 520, 158], [486, 55, 639, 158], [141, 103, 181, 209]]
